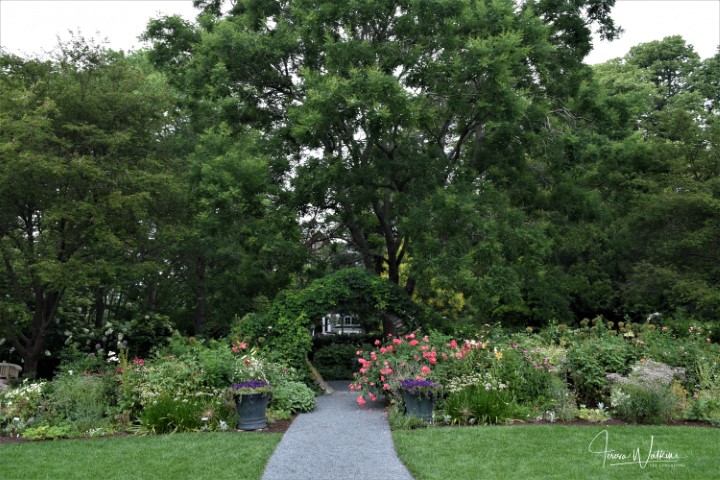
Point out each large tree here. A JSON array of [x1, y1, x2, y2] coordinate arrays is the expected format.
[[144, 0, 619, 325], [0, 40, 177, 375]]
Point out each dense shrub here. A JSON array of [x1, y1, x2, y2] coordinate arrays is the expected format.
[[608, 360, 685, 424], [47, 372, 115, 432], [566, 329, 637, 405], [139, 394, 207, 434], [271, 381, 316, 413], [442, 383, 523, 425], [312, 344, 362, 380]]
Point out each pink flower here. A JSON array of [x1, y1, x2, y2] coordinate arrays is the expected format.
[[370, 352, 377, 360], [369, 393, 377, 401], [422, 336, 429, 343], [429, 357, 437, 364], [409, 339, 419, 346], [380, 347, 387, 354], [448, 339, 458, 349], [383, 383, 391, 390], [375, 339, 381, 346], [392, 338, 403, 345], [420, 365, 431, 375], [357, 396, 366, 405], [405, 333, 416, 340], [356, 350, 363, 356]]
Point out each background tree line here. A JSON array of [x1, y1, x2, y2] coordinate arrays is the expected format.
[[0, 0, 718, 376]]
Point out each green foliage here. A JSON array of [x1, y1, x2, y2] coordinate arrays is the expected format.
[[611, 384, 680, 425], [21, 422, 77, 440], [0, 379, 48, 434], [47, 373, 115, 432], [270, 381, 316, 413], [441, 384, 523, 425], [388, 403, 431, 431], [138, 394, 207, 434], [565, 326, 637, 405], [312, 344, 362, 380], [608, 360, 686, 424]]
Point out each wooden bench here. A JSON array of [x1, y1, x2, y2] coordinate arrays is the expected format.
[[0, 363, 22, 379]]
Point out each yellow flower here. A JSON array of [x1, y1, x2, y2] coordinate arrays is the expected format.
[[494, 348, 503, 360]]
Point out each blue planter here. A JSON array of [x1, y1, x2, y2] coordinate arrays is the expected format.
[[234, 392, 271, 430], [401, 391, 435, 423]]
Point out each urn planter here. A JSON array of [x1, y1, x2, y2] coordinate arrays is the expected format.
[[401, 391, 436, 423], [234, 392, 271, 430]]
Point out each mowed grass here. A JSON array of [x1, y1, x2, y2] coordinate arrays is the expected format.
[[393, 425, 719, 480], [0, 432, 282, 480]]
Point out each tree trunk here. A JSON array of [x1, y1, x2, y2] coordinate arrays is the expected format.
[[94, 288, 105, 328], [192, 256, 207, 335]]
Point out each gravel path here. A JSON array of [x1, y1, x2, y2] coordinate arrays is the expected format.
[[262, 381, 414, 480]]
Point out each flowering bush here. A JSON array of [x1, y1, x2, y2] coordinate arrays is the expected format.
[[350, 332, 450, 405], [230, 348, 270, 385], [0, 379, 48, 435], [607, 359, 685, 424], [350, 331, 492, 406]]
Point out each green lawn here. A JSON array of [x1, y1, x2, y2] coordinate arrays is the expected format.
[[0, 432, 282, 480], [393, 425, 719, 480]]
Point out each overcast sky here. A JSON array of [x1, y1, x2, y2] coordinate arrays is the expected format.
[[0, 0, 718, 64]]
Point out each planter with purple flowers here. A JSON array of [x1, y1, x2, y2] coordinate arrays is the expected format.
[[399, 379, 441, 423], [231, 381, 272, 430]]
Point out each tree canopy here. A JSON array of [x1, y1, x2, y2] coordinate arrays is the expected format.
[[2, 2, 719, 375]]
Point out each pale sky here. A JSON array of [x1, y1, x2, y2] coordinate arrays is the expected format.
[[0, 0, 719, 63]]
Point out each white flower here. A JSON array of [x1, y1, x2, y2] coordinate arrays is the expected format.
[[0, 337, 5, 345], [44, 350, 51, 356], [68, 370, 74, 376]]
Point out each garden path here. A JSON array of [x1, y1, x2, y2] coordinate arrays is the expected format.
[[261, 380, 414, 480]]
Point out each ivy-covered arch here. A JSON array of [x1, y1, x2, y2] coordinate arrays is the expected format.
[[272, 268, 424, 336], [235, 268, 427, 369]]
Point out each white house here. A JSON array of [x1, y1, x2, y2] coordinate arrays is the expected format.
[[317, 313, 364, 335]]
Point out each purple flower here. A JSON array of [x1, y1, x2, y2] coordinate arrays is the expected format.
[[399, 379, 441, 397], [232, 381, 271, 391]]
